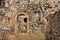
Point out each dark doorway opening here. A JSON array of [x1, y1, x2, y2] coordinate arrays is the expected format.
[[24, 18, 27, 22]]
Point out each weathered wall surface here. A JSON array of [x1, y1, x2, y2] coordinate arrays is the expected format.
[[0, 0, 60, 40]]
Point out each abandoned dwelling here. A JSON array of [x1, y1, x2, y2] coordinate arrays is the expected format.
[[0, 0, 60, 40]]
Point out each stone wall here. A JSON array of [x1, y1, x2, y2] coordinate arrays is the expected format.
[[0, 0, 60, 40]]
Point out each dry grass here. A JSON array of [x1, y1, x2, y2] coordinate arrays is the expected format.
[[0, 32, 46, 40], [15, 32, 46, 40]]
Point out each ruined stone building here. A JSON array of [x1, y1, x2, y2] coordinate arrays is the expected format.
[[0, 0, 60, 40], [0, 0, 45, 34]]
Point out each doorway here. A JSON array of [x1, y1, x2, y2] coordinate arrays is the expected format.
[[17, 14, 28, 33]]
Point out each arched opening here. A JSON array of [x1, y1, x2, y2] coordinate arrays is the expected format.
[[17, 14, 28, 33], [24, 17, 27, 22]]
